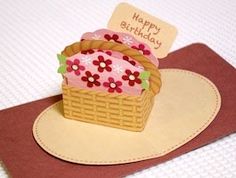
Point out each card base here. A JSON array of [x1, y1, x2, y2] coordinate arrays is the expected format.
[[33, 69, 221, 165]]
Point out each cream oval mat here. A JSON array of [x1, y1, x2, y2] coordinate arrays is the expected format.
[[33, 69, 221, 165]]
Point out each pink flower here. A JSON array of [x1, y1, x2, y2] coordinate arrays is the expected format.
[[93, 55, 112, 73], [103, 77, 122, 93], [132, 44, 151, 55], [66, 59, 85, 75]]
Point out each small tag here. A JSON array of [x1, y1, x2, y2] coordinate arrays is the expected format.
[[108, 3, 177, 58]]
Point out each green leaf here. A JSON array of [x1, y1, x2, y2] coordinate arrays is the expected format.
[[139, 71, 150, 80], [57, 65, 66, 74], [57, 54, 66, 64], [141, 81, 149, 90]]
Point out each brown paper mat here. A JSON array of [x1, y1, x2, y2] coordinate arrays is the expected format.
[[33, 69, 221, 164], [0, 43, 235, 177]]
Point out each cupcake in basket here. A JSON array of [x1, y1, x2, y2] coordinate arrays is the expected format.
[[57, 29, 161, 131]]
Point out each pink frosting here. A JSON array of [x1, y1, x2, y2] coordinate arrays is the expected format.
[[81, 29, 159, 67], [64, 52, 144, 96]]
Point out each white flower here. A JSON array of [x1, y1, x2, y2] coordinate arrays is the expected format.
[[92, 34, 101, 40], [122, 36, 133, 45], [112, 64, 124, 74], [81, 56, 92, 65]]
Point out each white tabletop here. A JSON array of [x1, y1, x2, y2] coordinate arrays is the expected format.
[[0, 0, 235, 177]]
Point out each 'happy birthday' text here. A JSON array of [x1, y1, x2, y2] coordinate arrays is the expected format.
[[120, 12, 162, 49]]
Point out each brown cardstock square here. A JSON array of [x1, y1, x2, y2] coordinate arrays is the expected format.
[[0, 43, 235, 178]]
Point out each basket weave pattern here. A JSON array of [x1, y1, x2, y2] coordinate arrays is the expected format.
[[61, 40, 161, 131], [63, 85, 154, 131]]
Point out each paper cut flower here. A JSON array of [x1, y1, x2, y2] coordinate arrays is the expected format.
[[122, 56, 136, 66], [122, 69, 141, 86], [81, 56, 92, 65], [81, 71, 101, 88], [97, 49, 112, 56], [112, 64, 124, 74], [122, 36, 133, 45], [91, 34, 101, 40], [81, 49, 95, 55], [93, 55, 112, 72], [66, 59, 85, 75], [104, 34, 122, 43], [132, 44, 151, 55], [103, 77, 122, 93]]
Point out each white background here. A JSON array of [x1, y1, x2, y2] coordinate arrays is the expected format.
[[0, 0, 235, 177]]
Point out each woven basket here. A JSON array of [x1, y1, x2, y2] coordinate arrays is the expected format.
[[61, 40, 161, 131]]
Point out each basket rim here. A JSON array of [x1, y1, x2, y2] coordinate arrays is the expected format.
[[62, 82, 152, 100]]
